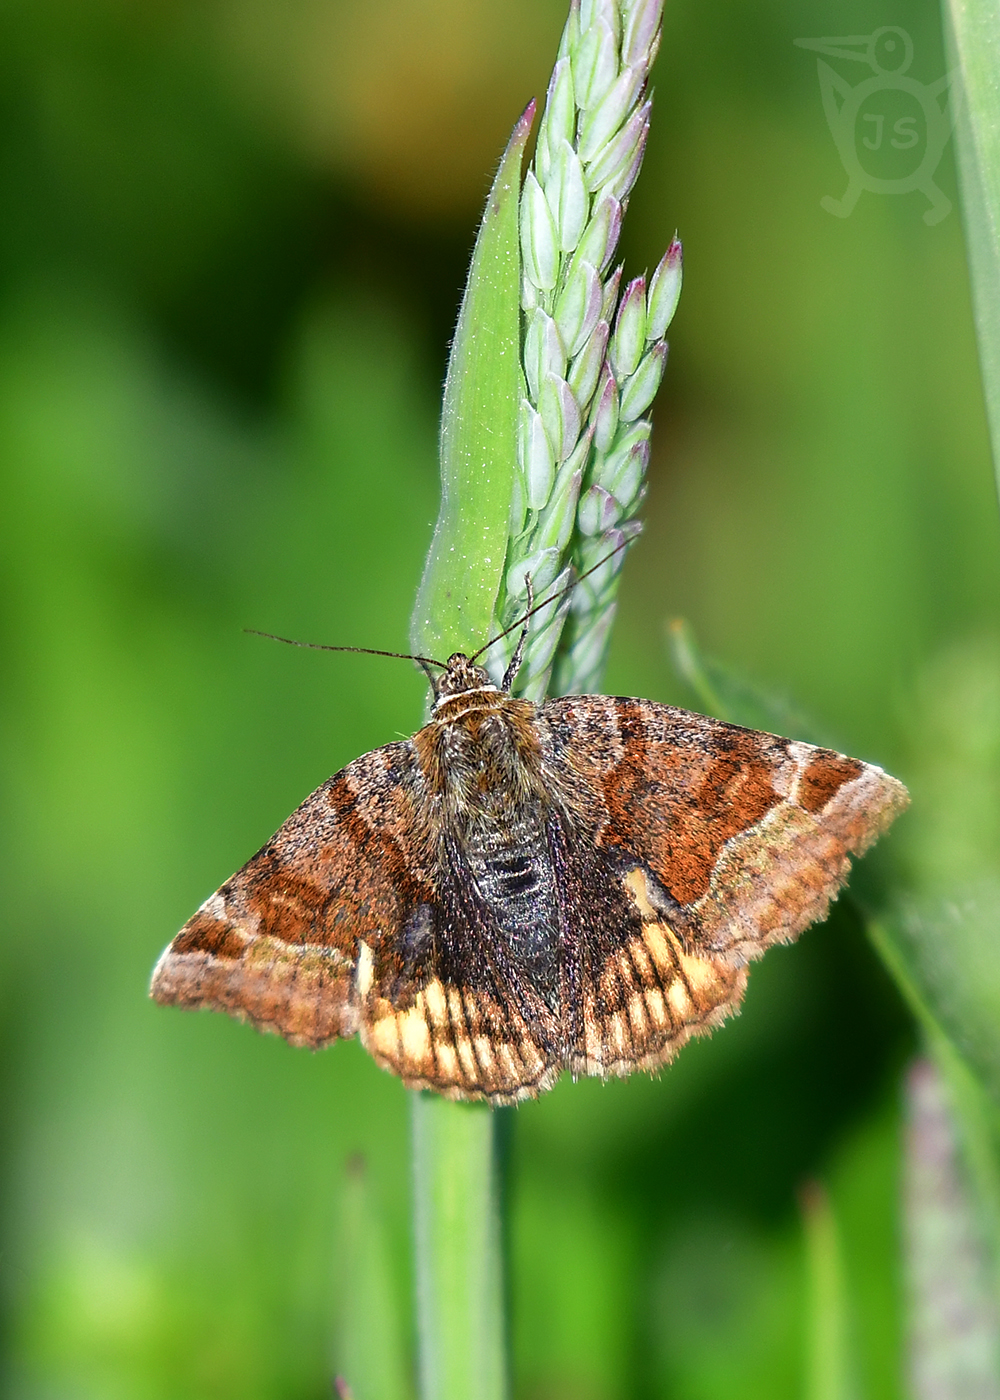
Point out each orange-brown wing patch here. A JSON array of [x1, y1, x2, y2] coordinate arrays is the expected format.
[[540, 696, 908, 967], [687, 742, 908, 961], [150, 741, 436, 1049], [152, 897, 357, 1048]]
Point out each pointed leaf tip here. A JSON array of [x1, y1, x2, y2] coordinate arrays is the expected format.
[[515, 99, 537, 140], [648, 237, 682, 339]]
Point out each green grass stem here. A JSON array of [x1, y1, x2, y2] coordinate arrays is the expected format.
[[801, 1181, 858, 1400], [406, 104, 532, 1400], [944, 0, 1000, 502], [405, 7, 673, 1391], [411, 1097, 506, 1400]]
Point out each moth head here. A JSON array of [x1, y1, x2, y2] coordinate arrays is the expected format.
[[434, 654, 498, 705]]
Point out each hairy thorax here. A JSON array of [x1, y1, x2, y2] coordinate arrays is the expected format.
[[414, 690, 561, 985], [414, 691, 545, 821]]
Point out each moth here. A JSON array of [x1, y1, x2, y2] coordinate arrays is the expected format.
[[151, 603, 908, 1104]]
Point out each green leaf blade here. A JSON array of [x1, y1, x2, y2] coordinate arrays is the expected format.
[[410, 104, 535, 661], [945, 0, 1000, 503]]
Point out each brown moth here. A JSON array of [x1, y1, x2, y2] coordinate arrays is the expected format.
[[151, 619, 909, 1104]]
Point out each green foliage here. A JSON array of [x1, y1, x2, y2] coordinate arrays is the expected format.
[[667, 618, 827, 745], [411, 108, 533, 665], [337, 1156, 412, 1400], [503, 0, 675, 698], [801, 1182, 858, 1400], [873, 635, 1000, 1291], [944, 0, 1000, 503]]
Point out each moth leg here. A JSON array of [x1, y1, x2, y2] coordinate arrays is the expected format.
[[502, 574, 534, 693]]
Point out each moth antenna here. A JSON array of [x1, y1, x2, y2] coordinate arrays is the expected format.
[[501, 574, 533, 692], [472, 536, 635, 663], [245, 630, 446, 671]]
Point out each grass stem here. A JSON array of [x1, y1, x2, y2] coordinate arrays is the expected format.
[[411, 1096, 507, 1400]]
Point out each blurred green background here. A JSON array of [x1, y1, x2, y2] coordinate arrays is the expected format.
[[1, 0, 998, 1397]]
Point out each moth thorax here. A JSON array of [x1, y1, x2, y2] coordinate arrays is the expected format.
[[460, 712, 543, 807]]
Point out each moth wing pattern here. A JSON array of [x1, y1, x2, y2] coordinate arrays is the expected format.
[[151, 676, 910, 1107], [355, 821, 567, 1102], [544, 813, 749, 1090], [359, 942, 562, 1104], [151, 737, 561, 1101], [151, 740, 435, 1050], [539, 694, 908, 1080]]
